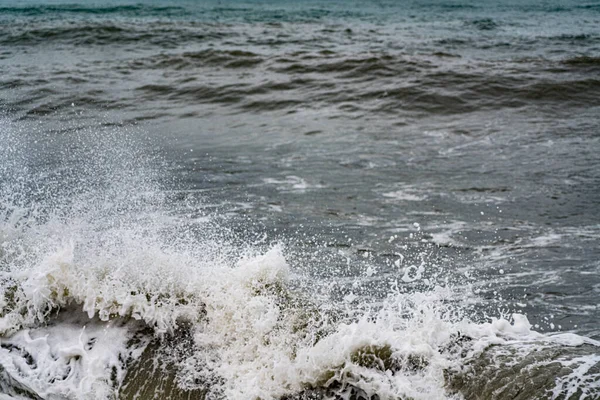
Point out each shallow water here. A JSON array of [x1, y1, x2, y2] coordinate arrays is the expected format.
[[0, 1, 599, 399]]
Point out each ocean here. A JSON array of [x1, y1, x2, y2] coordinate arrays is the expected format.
[[0, 0, 599, 399]]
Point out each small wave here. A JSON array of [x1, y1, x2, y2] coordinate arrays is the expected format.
[[139, 49, 264, 70], [426, 3, 478, 11], [1, 24, 140, 47], [241, 99, 304, 112], [0, 22, 232, 47], [134, 75, 316, 109], [436, 38, 472, 46], [135, 83, 245, 105], [520, 78, 600, 103], [564, 55, 600, 67], [210, 7, 366, 23], [467, 18, 499, 31], [0, 4, 186, 17], [549, 33, 599, 43], [576, 3, 600, 10], [274, 54, 400, 77]]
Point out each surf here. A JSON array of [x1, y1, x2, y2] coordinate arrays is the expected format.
[[0, 119, 598, 400]]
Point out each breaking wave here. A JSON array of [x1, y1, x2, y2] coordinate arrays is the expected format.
[[0, 118, 598, 400]]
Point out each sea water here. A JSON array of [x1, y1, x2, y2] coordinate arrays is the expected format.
[[0, 1, 599, 399]]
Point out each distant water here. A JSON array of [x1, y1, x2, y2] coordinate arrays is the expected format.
[[1, 1, 599, 399]]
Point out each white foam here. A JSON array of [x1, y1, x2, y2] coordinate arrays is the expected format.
[[1, 211, 596, 399], [0, 313, 147, 399], [1, 121, 597, 400], [382, 190, 427, 202], [551, 354, 600, 399], [263, 176, 324, 193], [1, 193, 594, 400]]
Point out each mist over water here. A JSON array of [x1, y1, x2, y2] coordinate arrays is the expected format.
[[0, 0, 599, 399]]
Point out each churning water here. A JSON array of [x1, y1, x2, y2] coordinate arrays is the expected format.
[[1, 1, 599, 399]]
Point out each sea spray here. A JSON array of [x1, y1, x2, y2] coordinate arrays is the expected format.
[[1, 120, 599, 399], [1, 205, 599, 399], [0, 311, 149, 399]]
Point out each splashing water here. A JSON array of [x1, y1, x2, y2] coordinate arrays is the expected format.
[[0, 118, 598, 400]]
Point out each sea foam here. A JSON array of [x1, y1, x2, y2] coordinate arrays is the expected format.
[[0, 120, 597, 400]]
